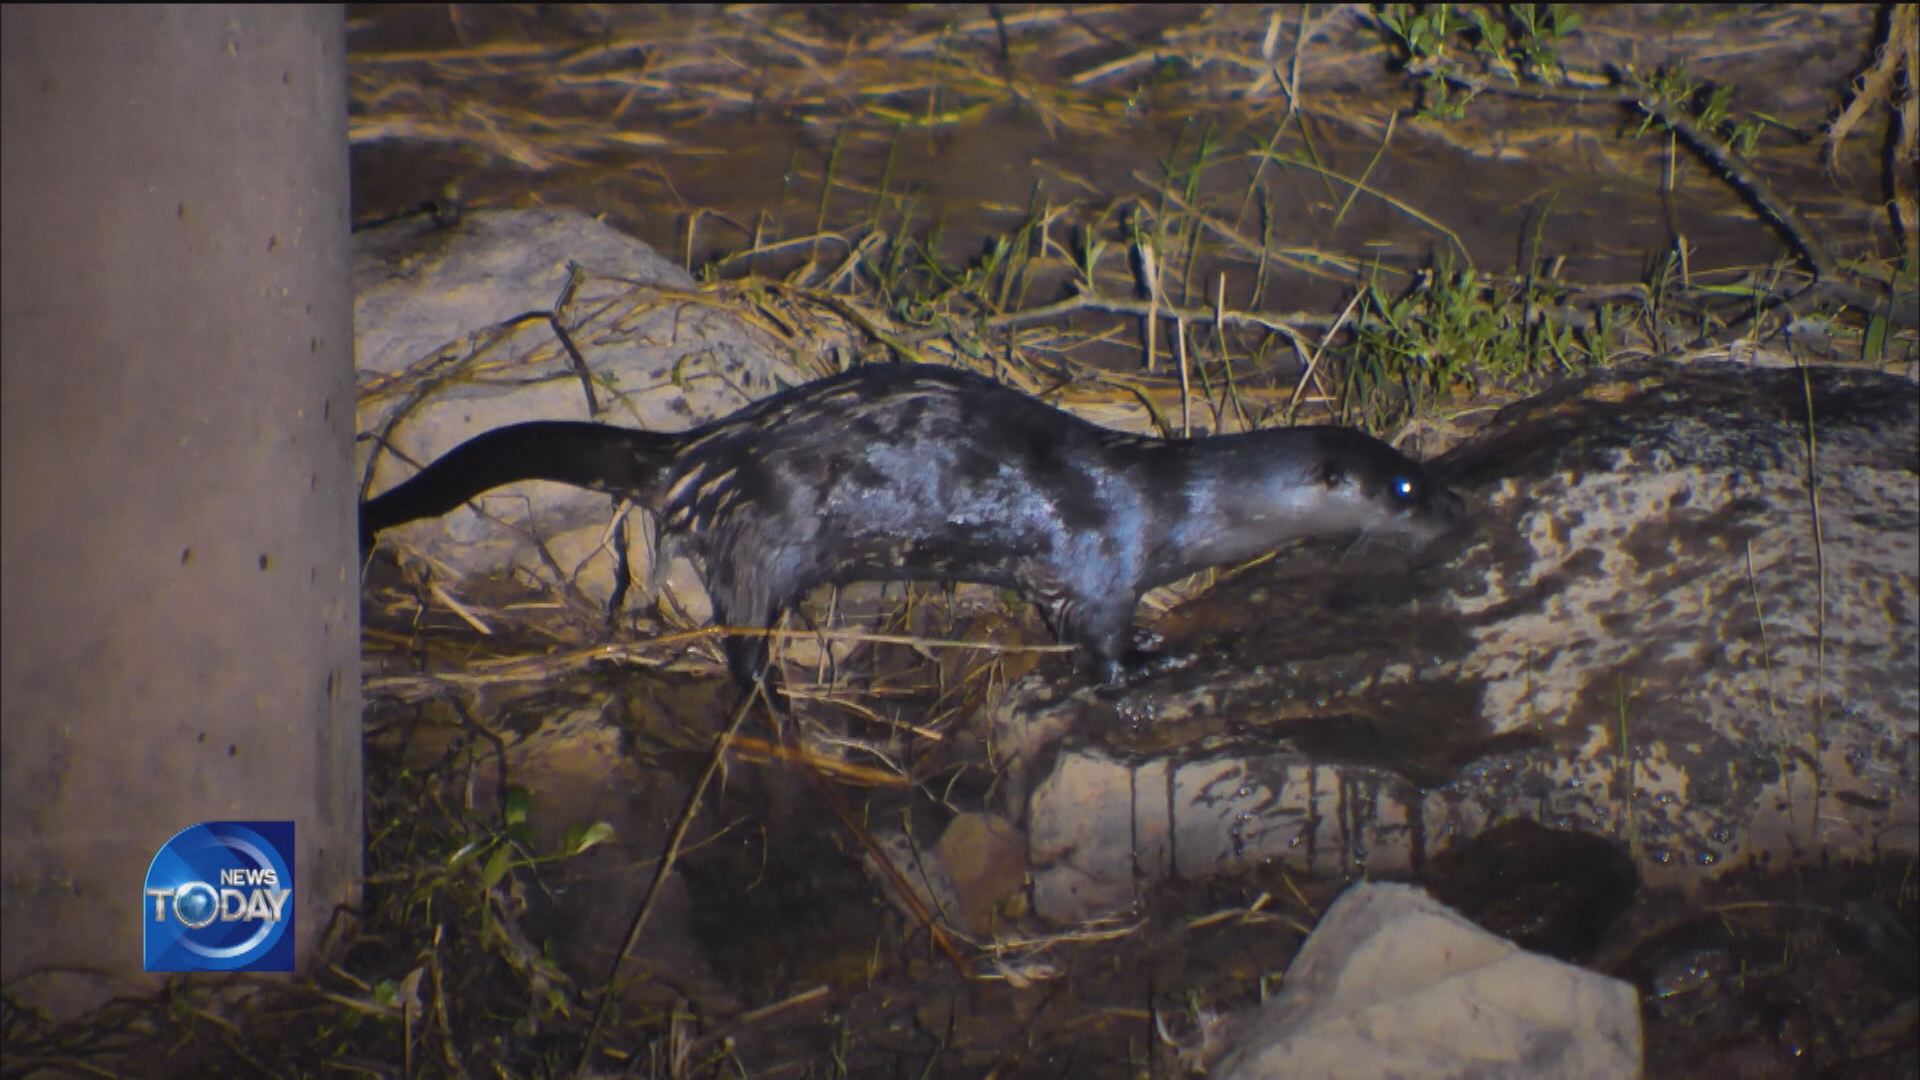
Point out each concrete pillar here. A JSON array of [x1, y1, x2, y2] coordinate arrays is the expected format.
[[2, 5, 359, 1018]]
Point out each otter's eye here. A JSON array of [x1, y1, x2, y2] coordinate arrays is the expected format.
[[1390, 476, 1418, 503]]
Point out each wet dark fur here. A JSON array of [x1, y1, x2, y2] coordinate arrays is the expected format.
[[362, 364, 1464, 693]]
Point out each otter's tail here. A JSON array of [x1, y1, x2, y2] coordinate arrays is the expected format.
[[360, 421, 680, 546]]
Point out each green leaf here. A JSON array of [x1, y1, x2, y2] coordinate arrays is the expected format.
[[481, 843, 513, 889], [447, 838, 488, 870], [504, 786, 532, 827], [564, 821, 616, 856], [1863, 313, 1889, 363]]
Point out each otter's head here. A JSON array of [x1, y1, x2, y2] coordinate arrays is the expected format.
[[1294, 428, 1465, 548]]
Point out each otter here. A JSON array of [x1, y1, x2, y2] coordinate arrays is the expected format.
[[361, 364, 1464, 695]]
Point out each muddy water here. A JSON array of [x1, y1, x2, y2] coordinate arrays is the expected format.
[[349, 6, 1892, 329]]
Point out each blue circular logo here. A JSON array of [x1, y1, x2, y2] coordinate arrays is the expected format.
[[143, 821, 296, 973]]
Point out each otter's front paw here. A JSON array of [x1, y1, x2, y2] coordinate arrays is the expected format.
[[1088, 647, 1194, 690], [1119, 646, 1195, 682]]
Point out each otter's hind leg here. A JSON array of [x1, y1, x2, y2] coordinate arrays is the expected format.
[[706, 564, 791, 703]]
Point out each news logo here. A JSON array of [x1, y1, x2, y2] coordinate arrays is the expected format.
[[143, 821, 295, 973]]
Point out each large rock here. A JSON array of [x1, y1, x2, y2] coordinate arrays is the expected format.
[[1209, 882, 1642, 1079], [1004, 362, 1917, 921]]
